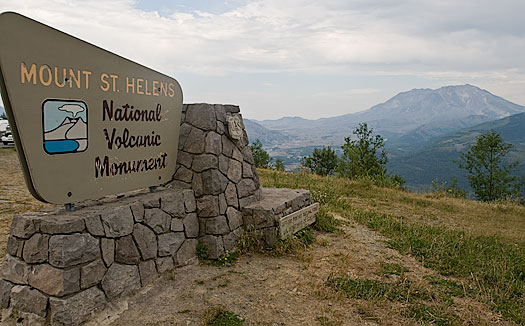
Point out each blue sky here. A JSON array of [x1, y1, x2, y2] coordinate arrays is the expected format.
[[1, 0, 524, 120]]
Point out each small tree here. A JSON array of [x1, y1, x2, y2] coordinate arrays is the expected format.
[[250, 139, 272, 169], [274, 159, 285, 172], [301, 146, 339, 176], [338, 123, 387, 179], [458, 131, 518, 202], [0, 112, 7, 120], [389, 173, 406, 189]]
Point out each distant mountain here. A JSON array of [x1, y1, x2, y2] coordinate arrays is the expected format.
[[253, 116, 311, 130], [258, 85, 524, 145], [245, 85, 524, 171], [243, 119, 294, 146], [257, 85, 524, 141], [251, 85, 524, 150], [388, 112, 525, 189], [357, 84, 522, 132]]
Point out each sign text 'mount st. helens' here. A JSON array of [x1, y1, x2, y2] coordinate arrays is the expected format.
[[0, 12, 183, 204]]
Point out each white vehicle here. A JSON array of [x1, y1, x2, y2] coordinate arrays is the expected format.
[[0, 120, 8, 138], [1, 132, 13, 145]]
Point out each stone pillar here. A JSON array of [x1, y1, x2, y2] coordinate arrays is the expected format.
[[172, 104, 262, 258]]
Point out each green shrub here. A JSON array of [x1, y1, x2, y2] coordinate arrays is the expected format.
[[196, 243, 209, 260], [204, 306, 244, 326], [274, 227, 314, 255], [313, 207, 340, 233]]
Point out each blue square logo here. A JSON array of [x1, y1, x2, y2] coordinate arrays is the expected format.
[[43, 99, 88, 154]]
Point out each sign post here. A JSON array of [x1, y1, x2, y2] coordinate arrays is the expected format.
[[0, 12, 183, 205]]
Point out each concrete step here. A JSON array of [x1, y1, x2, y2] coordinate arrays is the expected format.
[[242, 188, 319, 247]]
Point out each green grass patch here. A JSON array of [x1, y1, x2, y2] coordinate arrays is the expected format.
[[274, 227, 314, 255], [424, 275, 472, 306], [327, 275, 467, 325], [0, 147, 16, 155], [341, 208, 525, 324], [327, 276, 432, 302], [313, 207, 342, 233], [196, 242, 240, 267], [424, 275, 470, 298], [196, 243, 209, 260], [407, 303, 460, 326], [238, 225, 314, 256], [399, 196, 432, 208], [237, 227, 263, 253], [204, 306, 244, 326], [208, 250, 240, 267], [315, 316, 340, 326], [379, 262, 409, 277]]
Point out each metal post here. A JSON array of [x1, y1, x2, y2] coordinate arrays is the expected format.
[[64, 203, 75, 212]]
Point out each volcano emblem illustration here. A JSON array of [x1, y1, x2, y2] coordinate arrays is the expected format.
[[43, 99, 88, 154]]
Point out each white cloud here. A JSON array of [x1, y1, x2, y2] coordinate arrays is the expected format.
[[0, 0, 523, 119], [3, 0, 523, 74]]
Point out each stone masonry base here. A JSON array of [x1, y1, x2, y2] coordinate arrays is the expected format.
[[0, 187, 198, 325], [0, 103, 318, 325]]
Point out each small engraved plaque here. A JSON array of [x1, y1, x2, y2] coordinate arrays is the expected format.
[[278, 203, 319, 239], [227, 114, 243, 140]]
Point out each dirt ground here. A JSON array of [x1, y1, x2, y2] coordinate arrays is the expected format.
[[0, 149, 48, 259], [84, 217, 507, 326], [0, 149, 512, 325]]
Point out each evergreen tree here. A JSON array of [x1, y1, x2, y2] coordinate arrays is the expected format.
[[250, 139, 272, 169], [301, 146, 338, 176], [338, 123, 387, 179], [274, 159, 285, 172], [458, 131, 518, 202]]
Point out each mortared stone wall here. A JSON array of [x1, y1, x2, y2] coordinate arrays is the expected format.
[[0, 103, 263, 325]]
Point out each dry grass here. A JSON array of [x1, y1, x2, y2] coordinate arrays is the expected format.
[[351, 187, 525, 245], [259, 169, 525, 324], [0, 148, 49, 260], [258, 168, 525, 245]]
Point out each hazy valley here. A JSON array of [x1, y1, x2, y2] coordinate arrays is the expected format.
[[244, 85, 525, 189]]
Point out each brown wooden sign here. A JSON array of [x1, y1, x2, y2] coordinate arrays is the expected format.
[[0, 12, 183, 204]]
